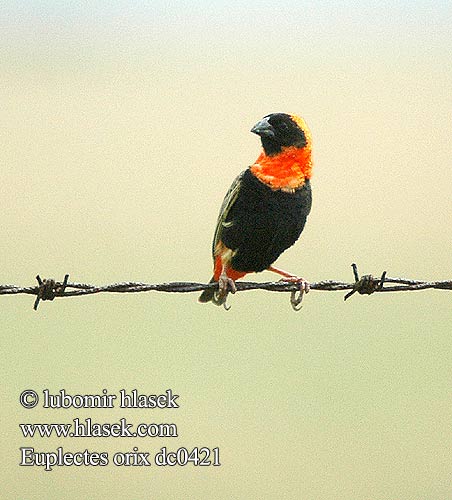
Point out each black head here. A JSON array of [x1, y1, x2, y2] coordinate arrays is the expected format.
[[251, 113, 307, 156]]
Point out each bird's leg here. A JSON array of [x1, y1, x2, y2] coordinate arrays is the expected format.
[[268, 265, 309, 288], [213, 265, 237, 309], [267, 265, 310, 311]]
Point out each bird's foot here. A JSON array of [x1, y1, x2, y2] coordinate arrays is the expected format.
[[278, 276, 310, 311], [212, 274, 237, 310]]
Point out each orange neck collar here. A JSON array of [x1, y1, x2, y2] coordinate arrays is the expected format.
[[250, 145, 312, 192]]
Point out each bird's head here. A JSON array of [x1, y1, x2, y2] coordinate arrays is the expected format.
[[251, 113, 311, 156]]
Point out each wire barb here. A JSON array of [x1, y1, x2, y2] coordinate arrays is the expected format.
[[33, 274, 70, 310], [344, 264, 387, 301]]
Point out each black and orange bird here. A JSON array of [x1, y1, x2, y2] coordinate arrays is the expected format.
[[199, 113, 313, 307]]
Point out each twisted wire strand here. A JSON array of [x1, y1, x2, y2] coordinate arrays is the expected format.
[[0, 264, 450, 310]]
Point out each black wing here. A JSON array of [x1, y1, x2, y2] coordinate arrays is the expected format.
[[211, 170, 245, 257]]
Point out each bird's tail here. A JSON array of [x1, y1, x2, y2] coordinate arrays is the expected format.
[[198, 276, 216, 303]]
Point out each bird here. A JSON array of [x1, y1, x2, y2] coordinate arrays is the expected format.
[[199, 113, 313, 307]]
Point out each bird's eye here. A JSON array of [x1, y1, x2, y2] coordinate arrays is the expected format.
[[280, 123, 289, 131]]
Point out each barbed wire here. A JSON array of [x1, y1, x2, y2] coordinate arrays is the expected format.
[[0, 264, 450, 311]]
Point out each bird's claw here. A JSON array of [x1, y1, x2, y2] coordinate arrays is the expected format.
[[279, 276, 309, 311], [212, 275, 237, 309]]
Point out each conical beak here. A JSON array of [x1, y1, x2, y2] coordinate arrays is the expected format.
[[250, 117, 275, 138]]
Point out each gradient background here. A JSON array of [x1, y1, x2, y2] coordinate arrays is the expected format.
[[2, 1, 452, 499]]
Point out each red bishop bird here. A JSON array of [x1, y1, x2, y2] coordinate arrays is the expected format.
[[199, 113, 313, 307]]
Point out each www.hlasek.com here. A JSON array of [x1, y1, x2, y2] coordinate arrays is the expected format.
[[18, 388, 221, 470], [20, 418, 178, 438]]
